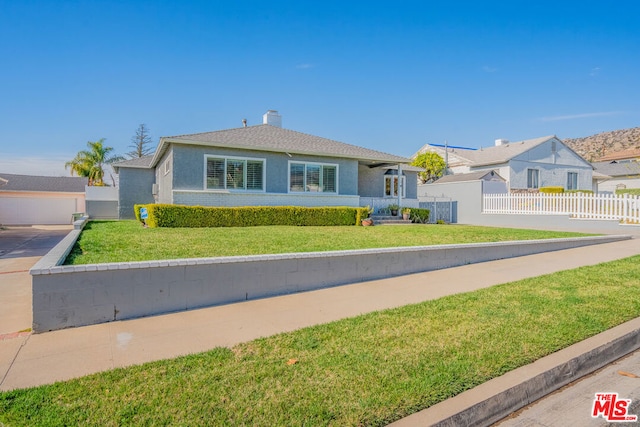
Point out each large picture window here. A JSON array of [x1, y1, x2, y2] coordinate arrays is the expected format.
[[289, 162, 337, 193], [527, 169, 539, 189], [206, 156, 264, 191]]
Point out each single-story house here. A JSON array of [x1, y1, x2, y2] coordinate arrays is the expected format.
[[114, 111, 419, 219], [0, 173, 87, 225], [592, 160, 640, 193], [415, 136, 593, 192]]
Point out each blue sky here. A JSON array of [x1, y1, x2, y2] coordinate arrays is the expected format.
[[1, 0, 639, 176]]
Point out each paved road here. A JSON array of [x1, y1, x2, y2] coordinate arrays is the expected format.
[[494, 349, 640, 426]]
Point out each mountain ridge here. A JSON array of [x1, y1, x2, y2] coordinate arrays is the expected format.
[[562, 127, 640, 162]]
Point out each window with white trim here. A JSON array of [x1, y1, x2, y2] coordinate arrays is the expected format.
[[527, 169, 539, 189], [567, 172, 578, 190], [384, 175, 406, 197], [289, 162, 337, 193], [205, 156, 265, 191], [383, 169, 406, 197]]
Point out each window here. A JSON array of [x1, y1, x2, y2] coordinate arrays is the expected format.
[[289, 162, 337, 193], [205, 156, 264, 191], [567, 172, 578, 190], [384, 175, 406, 197], [527, 169, 539, 189], [384, 170, 406, 197]]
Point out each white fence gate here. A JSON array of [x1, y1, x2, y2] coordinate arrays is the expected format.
[[483, 192, 640, 223]]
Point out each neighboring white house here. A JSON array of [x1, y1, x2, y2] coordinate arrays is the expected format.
[[415, 136, 593, 192], [592, 160, 640, 193], [0, 173, 87, 225]]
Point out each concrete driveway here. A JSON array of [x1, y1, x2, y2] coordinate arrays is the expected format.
[[0, 226, 71, 335]]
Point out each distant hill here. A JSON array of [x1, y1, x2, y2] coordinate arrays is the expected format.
[[563, 127, 640, 162]]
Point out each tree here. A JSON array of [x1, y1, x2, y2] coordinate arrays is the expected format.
[[127, 124, 154, 158], [411, 151, 446, 184], [65, 139, 124, 186]]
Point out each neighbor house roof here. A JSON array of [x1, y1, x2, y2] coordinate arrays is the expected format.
[[112, 155, 154, 172], [151, 124, 411, 168], [445, 136, 557, 167], [592, 161, 640, 177], [598, 148, 640, 162], [416, 135, 591, 169], [0, 173, 87, 193], [432, 170, 505, 184]]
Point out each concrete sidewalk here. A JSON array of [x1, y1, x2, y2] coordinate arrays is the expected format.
[[1, 235, 640, 424]]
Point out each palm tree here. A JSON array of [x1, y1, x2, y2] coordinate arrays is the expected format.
[[65, 139, 124, 186]]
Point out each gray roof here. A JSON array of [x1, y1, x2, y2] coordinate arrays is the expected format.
[[592, 161, 640, 177], [112, 155, 154, 172], [152, 124, 410, 167], [446, 136, 557, 166], [0, 173, 87, 193], [417, 135, 591, 168], [433, 170, 505, 183]]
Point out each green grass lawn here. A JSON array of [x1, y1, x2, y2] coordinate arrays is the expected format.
[[2, 256, 639, 426], [65, 220, 590, 265]]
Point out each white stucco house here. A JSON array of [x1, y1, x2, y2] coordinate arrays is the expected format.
[[415, 135, 593, 192], [0, 173, 87, 225]]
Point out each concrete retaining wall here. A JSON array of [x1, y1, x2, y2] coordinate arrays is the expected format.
[[30, 227, 631, 333]]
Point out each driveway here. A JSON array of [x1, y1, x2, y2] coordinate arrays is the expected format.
[[0, 226, 71, 335]]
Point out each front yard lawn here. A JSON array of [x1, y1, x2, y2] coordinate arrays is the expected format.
[[2, 255, 639, 426], [65, 220, 590, 265]]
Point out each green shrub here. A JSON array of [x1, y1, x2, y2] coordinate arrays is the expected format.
[[410, 208, 430, 224], [616, 188, 640, 196], [539, 186, 564, 194], [135, 204, 370, 228]]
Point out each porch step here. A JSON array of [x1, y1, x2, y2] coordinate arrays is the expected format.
[[370, 215, 413, 225]]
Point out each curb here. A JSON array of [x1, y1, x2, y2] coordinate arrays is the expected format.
[[390, 317, 640, 426]]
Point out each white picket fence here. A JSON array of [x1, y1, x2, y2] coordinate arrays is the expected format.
[[483, 192, 640, 223]]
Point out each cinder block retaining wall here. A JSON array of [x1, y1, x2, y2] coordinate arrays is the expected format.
[[30, 222, 631, 333]]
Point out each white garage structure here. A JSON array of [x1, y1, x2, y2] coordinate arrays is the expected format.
[[0, 174, 87, 225]]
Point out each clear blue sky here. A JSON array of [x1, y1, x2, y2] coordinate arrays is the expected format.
[[1, 0, 639, 176]]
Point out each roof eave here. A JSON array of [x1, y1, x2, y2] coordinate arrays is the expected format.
[[155, 137, 410, 165]]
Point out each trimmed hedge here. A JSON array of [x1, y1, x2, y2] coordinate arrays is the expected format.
[[539, 186, 564, 194], [134, 204, 370, 228], [616, 189, 640, 196]]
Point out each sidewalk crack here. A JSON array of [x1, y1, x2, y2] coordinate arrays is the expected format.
[[0, 334, 31, 389]]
